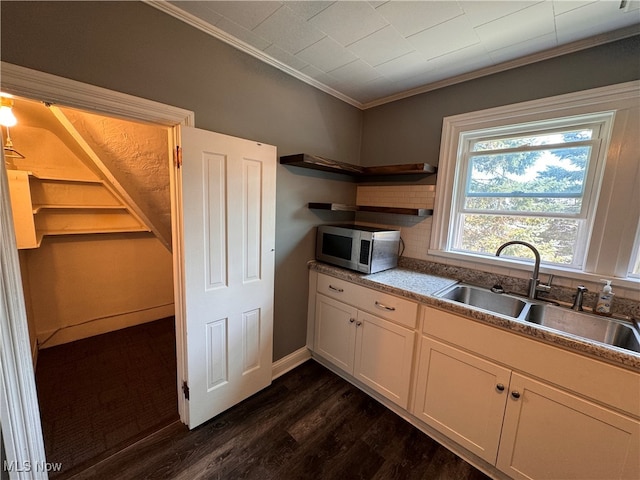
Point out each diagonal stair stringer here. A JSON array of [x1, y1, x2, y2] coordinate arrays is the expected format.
[[48, 106, 172, 251]]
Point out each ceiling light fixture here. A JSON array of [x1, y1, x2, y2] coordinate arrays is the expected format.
[[0, 95, 25, 164], [0, 96, 18, 127]]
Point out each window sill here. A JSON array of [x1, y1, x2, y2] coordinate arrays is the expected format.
[[427, 249, 640, 291]]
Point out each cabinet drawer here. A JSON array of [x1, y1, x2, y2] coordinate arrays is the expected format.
[[352, 288, 418, 329], [317, 273, 361, 303], [317, 273, 417, 329]]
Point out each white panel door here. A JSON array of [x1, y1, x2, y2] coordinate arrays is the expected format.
[[180, 126, 276, 429]]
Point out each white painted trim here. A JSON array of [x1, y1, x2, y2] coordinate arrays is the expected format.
[[272, 347, 312, 381], [431, 80, 640, 286], [0, 64, 196, 469], [142, 2, 639, 111], [1, 152, 48, 478], [142, 0, 360, 109], [0, 62, 195, 127], [168, 126, 188, 425], [363, 24, 640, 110]]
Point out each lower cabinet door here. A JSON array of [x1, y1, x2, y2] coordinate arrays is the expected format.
[[314, 294, 357, 373], [497, 373, 640, 480], [412, 336, 511, 464], [353, 311, 415, 408]]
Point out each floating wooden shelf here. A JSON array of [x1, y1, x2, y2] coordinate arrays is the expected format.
[[280, 153, 436, 178], [29, 173, 103, 184], [309, 202, 432, 217]]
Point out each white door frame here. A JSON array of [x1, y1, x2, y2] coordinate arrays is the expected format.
[[0, 62, 195, 472]]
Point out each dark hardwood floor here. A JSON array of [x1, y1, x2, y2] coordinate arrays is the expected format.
[[36, 317, 179, 479], [70, 360, 491, 480]]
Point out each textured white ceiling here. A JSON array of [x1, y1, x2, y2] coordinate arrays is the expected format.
[[153, 0, 640, 108]]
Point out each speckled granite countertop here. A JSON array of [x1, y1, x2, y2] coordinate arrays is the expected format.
[[309, 262, 640, 371]]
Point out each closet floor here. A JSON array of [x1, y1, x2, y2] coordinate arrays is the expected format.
[[35, 317, 179, 479]]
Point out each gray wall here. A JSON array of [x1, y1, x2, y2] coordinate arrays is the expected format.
[[361, 35, 640, 168], [2, 1, 638, 362], [0, 1, 361, 361]]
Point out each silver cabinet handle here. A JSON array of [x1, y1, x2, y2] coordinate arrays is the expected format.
[[375, 301, 396, 311], [329, 285, 344, 293], [349, 318, 355, 323], [356, 321, 362, 327], [496, 383, 505, 392], [511, 391, 521, 399]]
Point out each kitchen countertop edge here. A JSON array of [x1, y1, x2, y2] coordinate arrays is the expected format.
[[309, 261, 640, 371]]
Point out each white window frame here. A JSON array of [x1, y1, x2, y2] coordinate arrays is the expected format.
[[449, 113, 613, 270], [431, 81, 640, 286], [630, 225, 640, 279]]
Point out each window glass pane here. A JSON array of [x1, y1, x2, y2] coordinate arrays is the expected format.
[[468, 147, 590, 195], [456, 214, 580, 265], [472, 129, 593, 151], [466, 146, 591, 214]]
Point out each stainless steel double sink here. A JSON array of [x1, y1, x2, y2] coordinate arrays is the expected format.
[[436, 284, 640, 354]]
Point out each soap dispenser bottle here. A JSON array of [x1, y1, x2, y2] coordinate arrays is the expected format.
[[594, 280, 614, 316]]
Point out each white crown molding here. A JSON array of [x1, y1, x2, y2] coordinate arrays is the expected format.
[[145, 1, 640, 111], [142, 0, 362, 109], [363, 24, 640, 109]]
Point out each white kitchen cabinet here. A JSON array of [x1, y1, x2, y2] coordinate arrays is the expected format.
[[353, 309, 415, 407], [315, 294, 358, 373], [314, 291, 416, 408], [309, 272, 639, 479], [497, 373, 640, 480], [316, 272, 418, 329], [414, 305, 640, 480], [413, 336, 511, 464]]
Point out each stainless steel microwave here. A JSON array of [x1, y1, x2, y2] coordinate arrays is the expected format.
[[316, 224, 400, 274]]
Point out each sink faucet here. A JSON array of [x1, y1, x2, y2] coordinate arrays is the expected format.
[[571, 286, 588, 311], [495, 241, 545, 300]]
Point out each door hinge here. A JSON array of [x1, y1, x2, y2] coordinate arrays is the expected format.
[[174, 145, 182, 168], [182, 381, 190, 400]]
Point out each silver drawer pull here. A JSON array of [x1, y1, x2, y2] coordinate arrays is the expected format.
[[329, 285, 344, 293], [375, 301, 396, 311]]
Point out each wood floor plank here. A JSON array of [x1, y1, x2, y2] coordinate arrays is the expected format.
[[69, 361, 492, 480]]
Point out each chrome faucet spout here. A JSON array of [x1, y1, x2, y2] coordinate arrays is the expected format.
[[571, 285, 588, 311], [495, 240, 541, 300]]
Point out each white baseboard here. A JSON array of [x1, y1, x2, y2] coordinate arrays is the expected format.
[[272, 347, 311, 380]]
